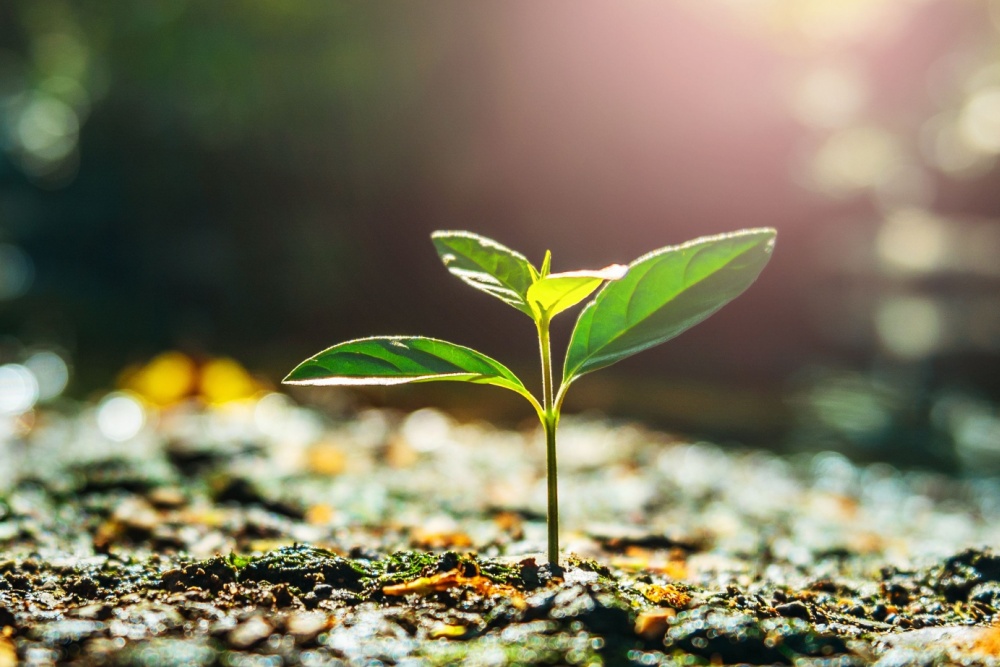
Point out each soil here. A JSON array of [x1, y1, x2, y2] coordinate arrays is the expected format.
[[2, 398, 1000, 666]]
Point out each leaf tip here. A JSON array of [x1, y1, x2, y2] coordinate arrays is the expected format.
[[541, 250, 552, 277], [281, 367, 309, 385], [755, 228, 778, 256], [747, 226, 777, 243]]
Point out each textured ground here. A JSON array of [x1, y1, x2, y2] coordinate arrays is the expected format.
[[2, 395, 1000, 666]]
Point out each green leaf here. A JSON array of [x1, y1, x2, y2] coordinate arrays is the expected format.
[[431, 231, 537, 316], [563, 228, 776, 384], [283, 335, 538, 407], [540, 250, 552, 278], [527, 265, 628, 320]]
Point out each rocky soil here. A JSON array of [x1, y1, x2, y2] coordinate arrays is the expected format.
[[2, 395, 1000, 666]]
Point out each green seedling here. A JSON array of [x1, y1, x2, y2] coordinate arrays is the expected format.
[[284, 228, 776, 565]]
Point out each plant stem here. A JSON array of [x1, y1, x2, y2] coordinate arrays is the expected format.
[[537, 316, 559, 566], [543, 411, 558, 566]]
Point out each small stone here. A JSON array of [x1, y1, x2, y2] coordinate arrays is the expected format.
[[536, 562, 565, 585], [285, 612, 329, 641], [270, 583, 296, 608], [71, 603, 112, 621], [29, 620, 105, 644], [113, 638, 217, 667], [774, 601, 811, 620], [876, 625, 1000, 664], [428, 623, 469, 639], [635, 608, 676, 640], [845, 603, 866, 617], [970, 581, 1000, 606], [147, 487, 187, 509], [114, 496, 161, 533], [228, 616, 272, 649]]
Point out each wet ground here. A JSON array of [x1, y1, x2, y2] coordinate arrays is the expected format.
[[2, 394, 1000, 666]]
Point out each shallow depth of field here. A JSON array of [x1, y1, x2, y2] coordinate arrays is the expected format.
[[2, 2, 1000, 666]]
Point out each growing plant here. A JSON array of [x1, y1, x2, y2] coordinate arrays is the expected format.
[[284, 228, 776, 565]]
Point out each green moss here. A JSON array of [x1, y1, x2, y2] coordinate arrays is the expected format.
[[238, 545, 367, 591], [478, 559, 522, 586], [565, 555, 612, 578], [227, 552, 253, 570], [364, 550, 439, 586]]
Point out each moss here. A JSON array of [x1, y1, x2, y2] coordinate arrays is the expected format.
[[565, 554, 613, 578], [227, 552, 253, 570], [238, 544, 367, 592], [364, 550, 438, 587], [478, 559, 523, 587]]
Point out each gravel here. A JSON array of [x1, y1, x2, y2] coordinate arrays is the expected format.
[[1, 396, 999, 665]]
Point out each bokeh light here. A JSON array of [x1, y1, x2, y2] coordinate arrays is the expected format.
[[13, 92, 79, 165], [958, 87, 1000, 155], [0, 0, 997, 467], [875, 209, 950, 275], [252, 391, 324, 448], [807, 127, 905, 196], [23, 350, 69, 401], [875, 295, 945, 360], [0, 363, 39, 415], [96, 391, 146, 442], [122, 352, 197, 407], [0, 245, 34, 301], [922, 112, 997, 177], [788, 62, 868, 129], [200, 358, 258, 405]]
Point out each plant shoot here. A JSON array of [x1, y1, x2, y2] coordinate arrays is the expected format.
[[284, 229, 776, 565]]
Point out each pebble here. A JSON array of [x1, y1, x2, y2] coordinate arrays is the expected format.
[[1, 403, 1000, 665], [147, 487, 187, 509], [875, 626, 1000, 664], [775, 601, 811, 619], [228, 615, 273, 649], [285, 611, 330, 640], [28, 619, 105, 643]]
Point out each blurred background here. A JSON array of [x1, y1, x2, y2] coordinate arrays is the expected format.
[[1, 0, 999, 472]]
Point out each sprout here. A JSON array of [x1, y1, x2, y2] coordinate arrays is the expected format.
[[284, 229, 776, 565]]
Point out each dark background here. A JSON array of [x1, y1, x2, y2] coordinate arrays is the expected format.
[[1, 1, 999, 469]]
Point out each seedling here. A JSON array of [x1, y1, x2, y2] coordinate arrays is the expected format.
[[284, 229, 776, 565]]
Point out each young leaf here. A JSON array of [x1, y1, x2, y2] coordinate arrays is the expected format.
[[563, 228, 776, 384], [526, 265, 628, 320], [283, 335, 537, 404], [539, 250, 552, 278], [431, 231, 537, 316]]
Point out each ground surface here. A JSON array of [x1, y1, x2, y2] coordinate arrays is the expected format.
[[2, 396, 1000, 666]]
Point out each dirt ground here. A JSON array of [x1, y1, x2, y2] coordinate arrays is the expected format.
[[2, 397, 999, 666]]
